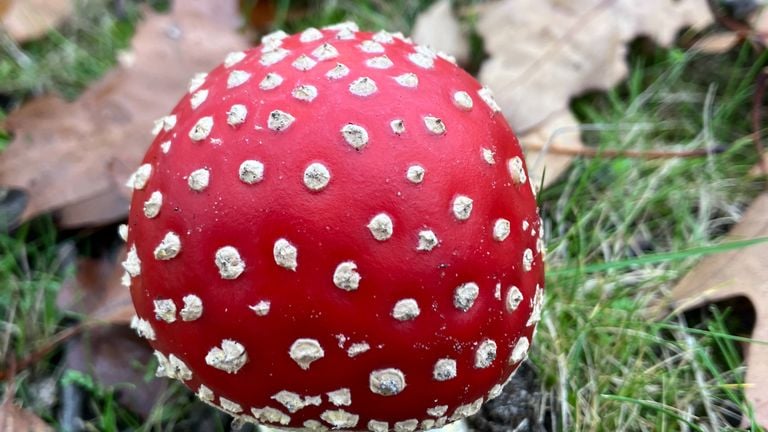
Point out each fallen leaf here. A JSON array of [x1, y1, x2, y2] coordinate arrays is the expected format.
[[670, 192, 768, 426], [476, 0, 712, 185], [0, 402, 52, 432], [477, 0, 713, 131], [692, 32, 741, 54], [1, 0, 73, 42], [57, 247, 133, 324], [411, 0, 470, 65], [518, 109, 585, 190], [0, 0, 248, 228]]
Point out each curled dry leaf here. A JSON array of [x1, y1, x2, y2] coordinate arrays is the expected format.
[[518, 109, 584, 190], [1, 0, 73, 42], [0, 0, 248, 228], [477, 0, 713, 185], [670, 192, 768, 425]]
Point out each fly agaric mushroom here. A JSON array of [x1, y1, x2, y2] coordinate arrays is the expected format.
[[124, 22, 544, 431]]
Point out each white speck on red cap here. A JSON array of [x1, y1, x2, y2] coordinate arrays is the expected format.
[[273, 238, 298, 271], [493, 218, 511, 241], [272, 390, 307, 413], [326, 63, 350, 80], [453, 91, 473, 110], [526, 284, 543, 326], [506, 286, 523, 312], [368, 420, 388, 432], [227, 70, 251, 89], [215, 246, 245, 279], [508, 156, 527, 185], [227, 104, 248, 126], [154, 231, 181, 260], [252, 406, 291, 425], [417, 230, 438, 251], [190, 89, 208, 109], [394, 419, 418, 432], [359, 40, 385, 53], [509, 336, 530, 364], [188, 72, 207, 93], [189, 116, 213, 141], [168, 354, 192, 380], [219, 397, 243, 414], [143, 191, 162, 218], [123, 244, 141, 277], [366, 55, 393, 69], [390, 119, 405, 135], [347, 342, 370, 357], [289, 338, 325, 370], [188, 168, 210, 191], [408, 52, 434, 69], [180, 294, 203, 321], [452, 195, 473, 221], [153, 299, 176, 323], [311, 43, 339, 61], [522, 248, 534, 272], [423, 116, 446, 135], [349, 77, 377, 96], [197, 385, 214, 402], [292, 84, 319, 102], [333, 261, 361, 291], [321, 409, 359, 429], [130, 315, 156, 340], [160, 140, 171, 154], [478, 86, 502, 112], [224, 51, 246, 68], [406, 165, 425, 184], [394, 73, 418, 88], [426, 405, 448, 417], [293, 54, 318, 71], [327, 388, 351, 406], [268, 110, 296, 131], [433, 358, 456, 381], [260, 48, 290, 66], [205, 339, 248, 373], [118, 224, 128, 241], [488, 384, 503, 400], [300, 27, 323, 42], [482, 148, 495, 165], [454, 282, 479, 311], [369, 368, 406, 396], [392, 299, 420, 321], [260, 72, 284, 90], [341, 124, 369, 149], [239, 160, 264, 184], [372, 30, 394, 44], [249, 300, 271, 316], [367, 213, 393, 241], [475, 339, 497, 368], [304, 162, 331, 191], [126, 163, 152, 190]]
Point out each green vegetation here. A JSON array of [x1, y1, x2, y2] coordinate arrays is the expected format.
[[1, 1, 766, 430]]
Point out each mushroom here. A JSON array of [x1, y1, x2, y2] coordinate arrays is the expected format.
[[124, 22, 544, 431]]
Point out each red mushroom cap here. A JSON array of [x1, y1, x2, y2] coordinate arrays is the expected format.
[[125, 22, 545, 431]]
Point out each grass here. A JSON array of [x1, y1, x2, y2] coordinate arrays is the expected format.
[[1, 0, 767, 431]]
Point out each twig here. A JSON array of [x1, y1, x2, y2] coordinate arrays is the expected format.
[[522, 141, 717, 159], [0, 324, 87, 382]]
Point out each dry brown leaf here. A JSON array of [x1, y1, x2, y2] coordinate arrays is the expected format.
[[518, 109, 585, 190], [0, 402, 52, 432], [670, 192, 768, 425], [1, 0, 73, 42], [692, 32, 741, 54], [0, 0, 248, 228], [411, 0, 470, 65], [57, 247, 133, 324], [477, 0, 713, 131]]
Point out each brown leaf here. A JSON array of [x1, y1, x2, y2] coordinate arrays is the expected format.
[[692, 32, 741, 54], [411, 0, 470, 65], [57, 247, 133, 324], [0, 0, 248, 228], [519, 109, 585, 189], [0, 402, 52, 432], [670, 192, 768, 425], [1, 0, 73, 42]]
